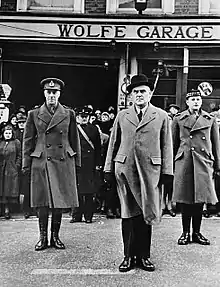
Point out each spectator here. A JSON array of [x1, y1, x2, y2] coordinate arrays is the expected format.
[[0, 124, 21, 219]]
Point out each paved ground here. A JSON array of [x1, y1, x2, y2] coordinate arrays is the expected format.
[[1, 213, 220, 287]]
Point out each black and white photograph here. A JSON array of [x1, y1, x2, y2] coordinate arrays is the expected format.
[[1, 0, 220, 286]]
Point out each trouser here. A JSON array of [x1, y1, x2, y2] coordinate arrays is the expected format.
[[122, 214, 152, 259], [72, 194, 95, 221], [180, 203, 204, 233], [20, 173, 32, 214]]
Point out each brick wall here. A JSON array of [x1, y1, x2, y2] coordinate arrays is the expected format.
[[175, 0, 199, 15], [0, 0, 17, 11], [85, 0, 106, 14]]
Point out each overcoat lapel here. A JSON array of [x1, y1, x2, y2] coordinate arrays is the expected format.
[[191, 111, 212, 132], [46, 103, 68, 131], [136, 104, 157, 131], [125, 106, 139, 127], [38, 103, 52, 126]]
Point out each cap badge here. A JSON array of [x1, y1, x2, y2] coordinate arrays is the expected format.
[[49, 81, 55, 87]]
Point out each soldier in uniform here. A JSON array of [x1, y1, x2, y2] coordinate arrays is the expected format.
[[172, 89, 220, 245], [70, 106, 102, 223], [22, 78, 81, 251]]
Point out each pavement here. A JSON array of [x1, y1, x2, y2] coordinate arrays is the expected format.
[[1, 213, 220, 287]]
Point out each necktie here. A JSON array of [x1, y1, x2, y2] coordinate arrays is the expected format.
[[138, 110, 143, 122]]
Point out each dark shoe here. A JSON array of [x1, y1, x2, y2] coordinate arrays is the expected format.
[[178, 232, 190, 245], [106, 209, 115, 219], [215, 211, 220, 217], [50, 233, 65, 249], [203, 210, 211, 218], [136, 258, 155, 272], [85, 219, 92, 224], [168, 209, 176, 217], [119, 257, 135, 272], [162, 209, 167, 216], [70, 217, 82, 223], [24, 213, 30, 219], [192, 232, 210, 245], [35, 236, 48, 251], [4, 212, 11, 220]]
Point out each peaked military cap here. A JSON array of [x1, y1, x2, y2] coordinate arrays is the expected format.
[[75, 106, 91, 116], [186, 89, 201, 99], [40, 78, 65, 91]]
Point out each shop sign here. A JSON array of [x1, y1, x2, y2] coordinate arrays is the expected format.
[[1, 19, 220, 42]]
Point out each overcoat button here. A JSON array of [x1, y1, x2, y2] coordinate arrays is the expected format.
[[60, 131, 63, 134], [191, 147, 195, 151], [47, 157, 51, 160], [58, 144, 63, 148], [202, 136, 206, 140], [190, 135, 193, 139], [60, 157, 64, 161], [201, 148, 205, 151], [46, 131, 49, 134], [46, 144, 51, 148]]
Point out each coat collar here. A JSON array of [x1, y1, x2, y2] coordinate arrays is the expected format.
[[181, 109, 212, 131], [38, 103, 68, 131], [125, 104, 157, 129]]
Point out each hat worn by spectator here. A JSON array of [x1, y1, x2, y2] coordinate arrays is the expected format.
[[167, 104, 180, 111], [40, 78, 65, 91], [17, 115, 27, 123], [186, 89, 201, 99], [127, 74, 154, 94]]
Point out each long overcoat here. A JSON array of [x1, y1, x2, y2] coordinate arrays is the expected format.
[[104, 104, 173, 224], [77, 123, 101, 195], [172, 109, 220, 204], [0, 139, 21, 199], [22, 103, 81, 208]]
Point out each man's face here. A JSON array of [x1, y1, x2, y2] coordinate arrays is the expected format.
[[132, 85, 152, 108], [18, 122, 26, 130], [44, 89, 60, 106], [79, 114, 89, 125], [186, 96, 202, 112]]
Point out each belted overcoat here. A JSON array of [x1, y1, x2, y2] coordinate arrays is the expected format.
[[104, 104, 173, 224], [22, 103, 81, 208], [172, 109, 220, 204]]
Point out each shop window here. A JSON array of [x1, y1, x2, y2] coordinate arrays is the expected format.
[[107, 0, 174, 14], [17, 0, 84, 12], [199, 0, 220, 14]]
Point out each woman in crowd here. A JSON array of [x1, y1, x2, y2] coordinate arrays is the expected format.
[[0, 124, 21, 219]]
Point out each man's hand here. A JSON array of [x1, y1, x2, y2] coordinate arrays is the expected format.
[[22, 168, 30, 176], [214, 170, 220, 178], [104, 172, 115, 187]]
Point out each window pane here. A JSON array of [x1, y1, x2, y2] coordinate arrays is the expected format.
[[210, 0, 220, 10], [118, 0, 162, 9], [28, 0, 73, 8]]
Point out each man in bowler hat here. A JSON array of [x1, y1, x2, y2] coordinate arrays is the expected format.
[[22, 78, 81, 251], [104, 74, 173, 272]]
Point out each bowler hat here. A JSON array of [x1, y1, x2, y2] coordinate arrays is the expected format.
[[40, 78, 65, 91], [186, 89, 201, 99], [127, 74, 154, 94]]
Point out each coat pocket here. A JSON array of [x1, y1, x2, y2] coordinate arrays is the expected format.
[[30, 151, 42, 158], [67, 148, 77, 157], [174, 150, 184, 161], [150, 157, 162, 165], [113, 154, 127, 163]]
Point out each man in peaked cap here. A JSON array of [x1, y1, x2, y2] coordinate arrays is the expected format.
[[70, 106, 101, 224], [104, 74, 173, 272], [22, 77, 81, 251], [172, 89, 220, 246]]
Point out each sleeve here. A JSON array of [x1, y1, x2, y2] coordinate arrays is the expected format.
[[104, 113, 121, 173], [160, 112, 173, 175], [211, 118, 220, 170], [93, 125, 102, 167], [69, 109, 81, 167], [172, 116, 180, 158], [22, 110, 37, 170], [15, 139, 22, 170]]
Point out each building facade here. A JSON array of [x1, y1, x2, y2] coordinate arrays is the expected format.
[[0, 0, 220, 112]]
